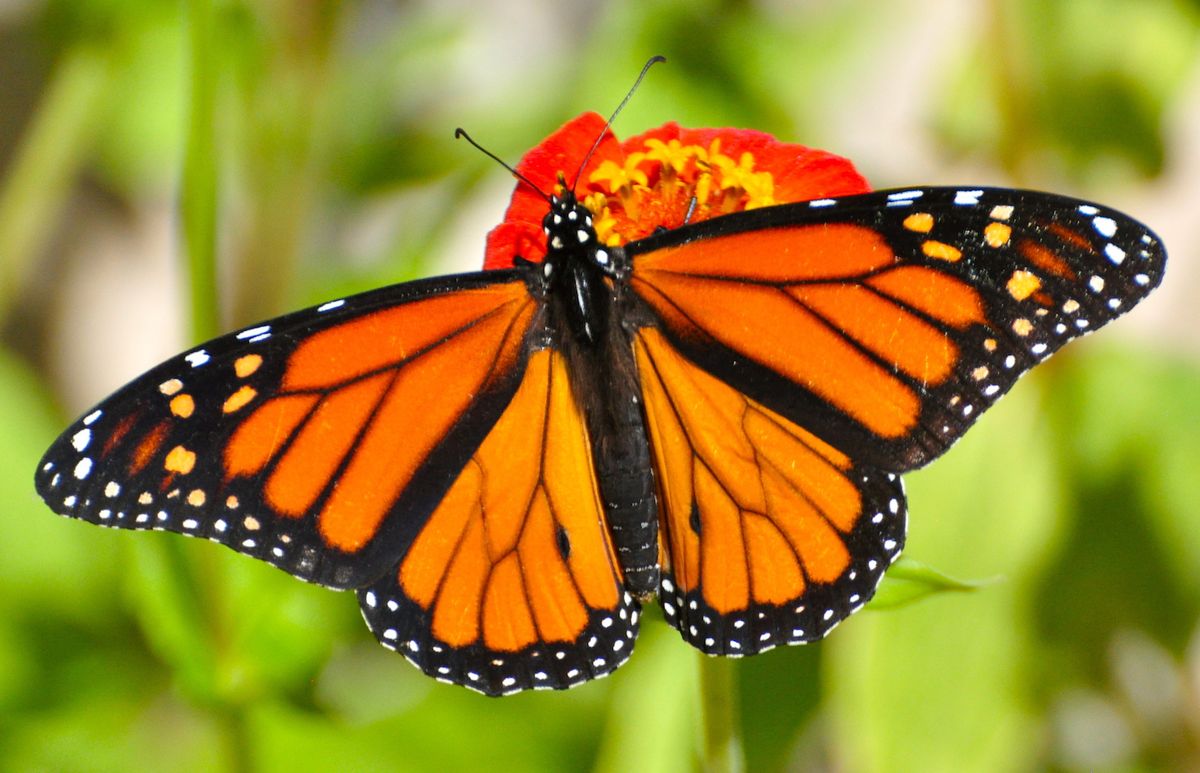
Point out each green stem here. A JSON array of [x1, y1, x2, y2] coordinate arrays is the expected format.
[[987, 0, 1032, 183], [183, 0, 220, 342], [0, 45, 110, 323], [180, 3, 251, 770], [698, 653, 743, 773]]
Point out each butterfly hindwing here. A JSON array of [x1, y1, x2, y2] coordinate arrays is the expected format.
[[358, 347, 639, 695], [35, 272, 538, 589], [634, 328, 904, 654], [627, 187, 1166, 471]]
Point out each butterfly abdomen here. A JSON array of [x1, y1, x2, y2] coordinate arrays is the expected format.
[[589, 379, 659, 599]]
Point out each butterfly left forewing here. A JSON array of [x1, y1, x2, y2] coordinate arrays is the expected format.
[[634, 328, 904, 654], [358, 347, 638, 696], [35, 273, 538, 589]]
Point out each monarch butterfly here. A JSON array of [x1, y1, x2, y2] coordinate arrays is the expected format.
[[35, 107, 1166, 696]]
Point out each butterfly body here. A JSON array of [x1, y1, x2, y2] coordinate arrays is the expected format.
[[36, 179, 1165, 695], [533, 193, 661, 599]]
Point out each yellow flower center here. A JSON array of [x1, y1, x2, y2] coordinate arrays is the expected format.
[[581, 137, 776, 246]]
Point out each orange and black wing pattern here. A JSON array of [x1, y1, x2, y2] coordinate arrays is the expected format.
[[35, 272, 538, 590], [358, 347, 638, 695], [635, 328, 904, 654], [628, 188, 1166, 472], [626, 187, 1165, 653]]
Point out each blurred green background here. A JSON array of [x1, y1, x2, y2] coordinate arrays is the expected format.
[[3, 0, 1199, 770]]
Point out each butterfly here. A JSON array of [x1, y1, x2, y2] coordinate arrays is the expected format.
[[35, 114, 1166, 696]]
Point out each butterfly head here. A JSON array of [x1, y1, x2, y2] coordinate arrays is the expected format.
[[541, 191, 621, 279]]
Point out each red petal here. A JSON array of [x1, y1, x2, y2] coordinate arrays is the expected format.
[[483, 221, 544, 271]]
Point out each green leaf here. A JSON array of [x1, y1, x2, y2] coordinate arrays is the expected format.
[[869, 557, 1000, 610]]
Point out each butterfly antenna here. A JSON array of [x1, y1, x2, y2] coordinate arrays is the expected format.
[[455, 127, 551, 203], [570, 55, 667, 190]]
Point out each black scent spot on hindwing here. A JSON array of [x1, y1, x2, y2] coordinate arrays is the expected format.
[[689, 503, 701, 535], [556, 524, 571, 560]]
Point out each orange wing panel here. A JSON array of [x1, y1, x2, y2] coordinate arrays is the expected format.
[[396, 348, 624, 653], [433, 516, 489, 647], [637, 224, 895, 281], [265, 373, 390, 516], [636, 328, 863, 612], [316, 311, 514, 552], [694, 462, 750, 614], [633, 270, 921, 439], [224, 393, 318, 478], [743, 514, 805, 605], [517, 489, 590, 642], [787, 284, 958, 385], [400, 460, 479, 607], [865, 266, 984, 328], [283, 284, 530, 390], [482, 555, 538, 652]]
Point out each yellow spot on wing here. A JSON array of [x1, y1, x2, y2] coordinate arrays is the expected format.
[[187, 489, 206, 506], [985, 222, 1012, 247], [223, 386, 257, 414], [165, 446, 196, 475], [1012, 318, 1034, 337], [922, 240, 962, 262], [1007, 270, 1041, 300], [235, 354, 263, 378], [903, 212, 934, 233], [170, 394, 195, 418], [159, 378, 183, 396]]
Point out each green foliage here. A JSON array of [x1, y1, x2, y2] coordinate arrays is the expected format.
[[4, 0, 1197, 770], [868, 557, 999, 611]]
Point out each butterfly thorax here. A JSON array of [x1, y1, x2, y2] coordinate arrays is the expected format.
[[539, 193, 620, 347], [533, 191, 660, 599]]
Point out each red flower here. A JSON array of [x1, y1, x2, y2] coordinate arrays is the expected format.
[[483, 112, 871, 269]]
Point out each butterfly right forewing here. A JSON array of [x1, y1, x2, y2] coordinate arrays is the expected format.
[[626, 187, 1166, 471]]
